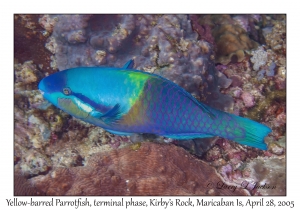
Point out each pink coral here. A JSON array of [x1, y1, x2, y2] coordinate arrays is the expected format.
[[241, 92, 255, 108]]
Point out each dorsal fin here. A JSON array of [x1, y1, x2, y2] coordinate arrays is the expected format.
[[168, 81, 216, 119], [123, 59, 134, 69], [186, 93, 216, 119]]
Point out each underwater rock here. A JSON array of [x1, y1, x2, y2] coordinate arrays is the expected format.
[[30, 142, 249, 195]]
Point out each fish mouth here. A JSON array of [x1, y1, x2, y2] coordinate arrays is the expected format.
[[39, 90, 45, 95]]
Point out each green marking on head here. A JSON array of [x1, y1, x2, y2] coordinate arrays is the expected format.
[[126, 71, 150, 106]]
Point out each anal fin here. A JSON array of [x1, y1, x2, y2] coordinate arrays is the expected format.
[[163, 133, 214, 140]]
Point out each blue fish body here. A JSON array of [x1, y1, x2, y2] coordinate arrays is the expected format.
[[38, 60, 271, 150]]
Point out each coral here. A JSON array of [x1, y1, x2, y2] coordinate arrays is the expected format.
[[50, 149, 83, 168], [14, 61, 41, 91], [191, 15, 262, 65], [48, 14, 233, 111], [14, 15, 54, 74], [246, 89, 285, 121], [189, 15, 215, 45], [14, 61, 51, 151], [213, 24, 258, 65], [14, 143, 52, 176], [214, 18, 286, 140], [204, 136, 286, 195], [267, 142, 284, 155], [203, 54, 286, 194], [232, 15, 265, 44], [250, 46, 268, 71], [14, 170, 38, 195], [232, 15, 253, 32], [30, 142, 249, 195], [15, 61, 38, 84], [234, 157, 286, 195], [241, 91, 255, 108], [38, 15, 57, 34], [204, 145, 222, 161], [263, 19, 286, 54]]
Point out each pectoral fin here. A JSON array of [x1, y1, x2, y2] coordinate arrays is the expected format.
[[90, 103, 122, 123]]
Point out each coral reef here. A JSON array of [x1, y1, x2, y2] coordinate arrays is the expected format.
[[189, 15, 215, 45], [205, 15, 286, 195], [263, 19, 286, 54], [204, 136, 286, 195], [48, 14, 233, 111], [14, 143, 52, 177], [190, 15, 260, 65], [30, 142, 249, 195]]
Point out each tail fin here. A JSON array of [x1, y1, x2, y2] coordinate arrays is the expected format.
[[230, 115, 271, 150]]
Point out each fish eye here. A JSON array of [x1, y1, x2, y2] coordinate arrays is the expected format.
[[63, 87, 72, 95]]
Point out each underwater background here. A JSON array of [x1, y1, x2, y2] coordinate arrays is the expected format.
[[14, 14, 286, 195]]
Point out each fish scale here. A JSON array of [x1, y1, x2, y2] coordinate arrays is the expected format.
[[38, 60, 271, 150], [136, 77, 213, 134]]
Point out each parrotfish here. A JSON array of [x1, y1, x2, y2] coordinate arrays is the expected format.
[[38, 60, 271, 150]]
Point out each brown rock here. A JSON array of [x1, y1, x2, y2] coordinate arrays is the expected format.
[[30, 142, 249, 195]]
